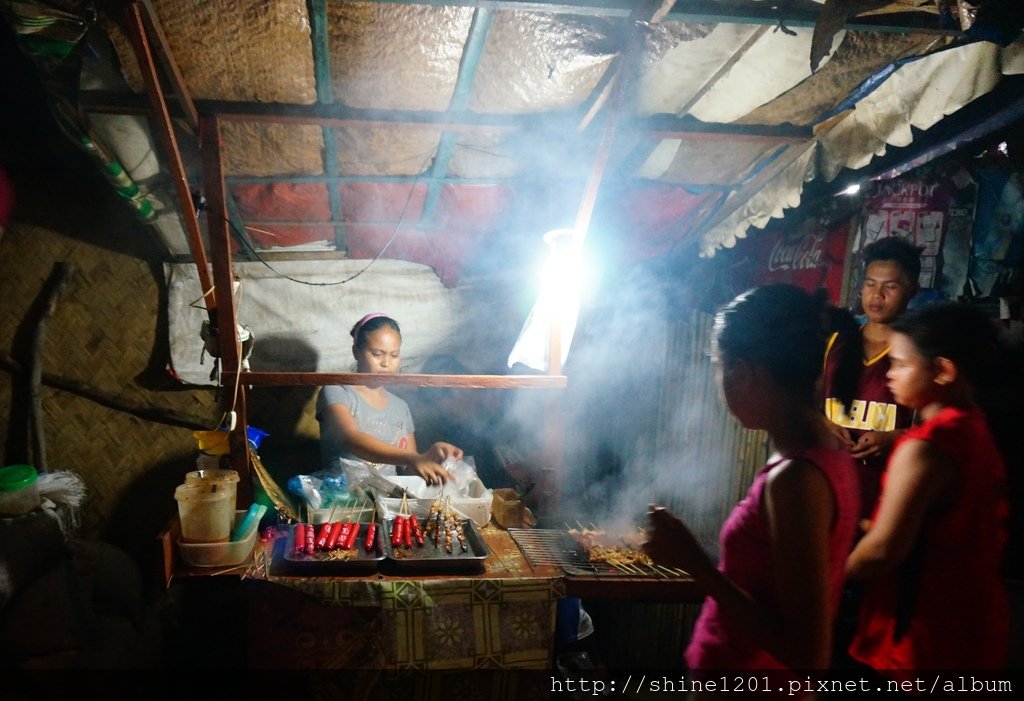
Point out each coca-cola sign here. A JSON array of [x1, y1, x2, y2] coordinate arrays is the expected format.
[[725, 219, 849, 302], [767, 233, 825, 272]]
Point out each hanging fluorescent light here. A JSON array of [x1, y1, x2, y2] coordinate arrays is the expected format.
[[507, 228, 583, 373]]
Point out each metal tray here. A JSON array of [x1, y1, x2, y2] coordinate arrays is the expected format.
[[382, 517, 489, 574], [282, 522, 385, 573]]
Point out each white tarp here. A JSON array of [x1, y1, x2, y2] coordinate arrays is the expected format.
[[166, 259, 467, 385], [700, 39, 1024, 255]]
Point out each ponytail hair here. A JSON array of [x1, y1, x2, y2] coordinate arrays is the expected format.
[[714, 284, 858, 407]]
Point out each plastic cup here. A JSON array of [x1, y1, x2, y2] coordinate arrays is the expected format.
[[175, 482, 234, 543], [0, 464, 40, 517], [184, 468, 239, 514]]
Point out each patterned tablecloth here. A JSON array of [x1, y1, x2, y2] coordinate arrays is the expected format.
[[244, 525, 564, 670]]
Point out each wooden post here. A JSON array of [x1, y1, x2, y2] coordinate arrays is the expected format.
[[28, 263, 72, 472], [199, 114, 250, 500], [125, 2, 214, 309]]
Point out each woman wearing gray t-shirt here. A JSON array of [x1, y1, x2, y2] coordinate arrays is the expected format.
[[316, 313, 462, 485]]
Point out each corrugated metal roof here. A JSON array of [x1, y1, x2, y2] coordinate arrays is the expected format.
[[7, 0, 1024, 274]]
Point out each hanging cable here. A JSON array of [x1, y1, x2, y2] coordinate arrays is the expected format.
[[205, 151, 434, 286]]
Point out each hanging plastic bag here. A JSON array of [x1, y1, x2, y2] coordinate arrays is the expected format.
[[443, 456, 480, 497]]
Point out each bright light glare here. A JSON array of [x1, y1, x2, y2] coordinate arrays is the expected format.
[[507, 229, 587, 371], [537, 228, 599, 300], [839, 183, 861, 196]]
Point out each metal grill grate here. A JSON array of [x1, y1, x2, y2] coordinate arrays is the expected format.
[[507, 528, 689, 578], [508, 528, 587, 568]]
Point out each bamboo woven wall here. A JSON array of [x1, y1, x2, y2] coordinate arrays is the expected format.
[[0, 171, 221, 571]]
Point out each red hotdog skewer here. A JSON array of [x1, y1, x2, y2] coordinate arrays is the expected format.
[[304, 522, 316, 555], [315, 521, 333, 551], [402, 515, 413, 549], [325, 520, 345, 550], [409, 514, 425, 547], [321, 504, 341, 550], [293, 523, 307, 555], [364, 522, 377, 551], [336, 522, 352, 550], [391, 514, 404, 547], [344, 521, 360, 550]]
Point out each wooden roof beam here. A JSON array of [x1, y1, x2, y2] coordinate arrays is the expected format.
[[353, 0, 960, 35], [124, 3, 214, 307], [241, 372, 567, 389], [138, 0, 198, 131], [80, 92, 812, 141]]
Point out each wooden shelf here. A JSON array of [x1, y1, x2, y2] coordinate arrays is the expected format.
[[240, 371, 567, 389]]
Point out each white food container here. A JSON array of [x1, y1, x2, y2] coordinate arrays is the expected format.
[[177, 511, 258, 567], [379, 475, 492, 528]]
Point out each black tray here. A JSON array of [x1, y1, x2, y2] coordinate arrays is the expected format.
[[282, 522, 385, 573], [382, 517, 489, 573]]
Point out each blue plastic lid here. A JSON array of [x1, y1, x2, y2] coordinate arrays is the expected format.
[[247, 426, 269, 450], [0, 465, 38, 493]]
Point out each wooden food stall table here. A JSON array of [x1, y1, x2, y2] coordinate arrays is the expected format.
[[163, 522, 565, 669], [160, 522, 702, 669]]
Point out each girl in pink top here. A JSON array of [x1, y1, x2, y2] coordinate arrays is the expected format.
[[847, 302, 1009, 678], [644, 285, 862, 684]]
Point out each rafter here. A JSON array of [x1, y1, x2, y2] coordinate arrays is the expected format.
[[80, 91, 811, 140], [339, 0, 959, 34], [124, 3, 214, 307]]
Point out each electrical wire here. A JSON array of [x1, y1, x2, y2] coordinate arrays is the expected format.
[[188, 284, 216, 310], [207, 152, 433, 287], [197, 155, 433, 424], [212, 329, 245, 432]]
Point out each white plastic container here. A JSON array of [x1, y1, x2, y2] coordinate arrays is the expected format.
[[178, 511, 258, 567], [0, 464, 41, 517], [174, 481, 234, 543], [184, 468, 239, 514], [380, 475, 492, 528], [308, 494, 376, 525]]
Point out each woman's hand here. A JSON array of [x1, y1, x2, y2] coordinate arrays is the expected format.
[[850, 429, 900, 460], [643, 504, 714, 578], [424, 442, 463, 463], [823, 419, 855, 450], [410, 442, 464, 486], [411, 457, 449, 486]]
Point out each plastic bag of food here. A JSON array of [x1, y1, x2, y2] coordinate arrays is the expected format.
[[286, 474, 325, 510], [443, 456, 479, 497]]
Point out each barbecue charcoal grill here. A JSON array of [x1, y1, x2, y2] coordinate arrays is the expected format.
[[507, 528, 688, 578]]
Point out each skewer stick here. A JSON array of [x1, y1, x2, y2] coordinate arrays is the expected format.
[[648, 565, 670, 579]]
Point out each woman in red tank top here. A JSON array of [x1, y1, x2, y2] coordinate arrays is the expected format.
[[847, 302, 1010, 679]]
